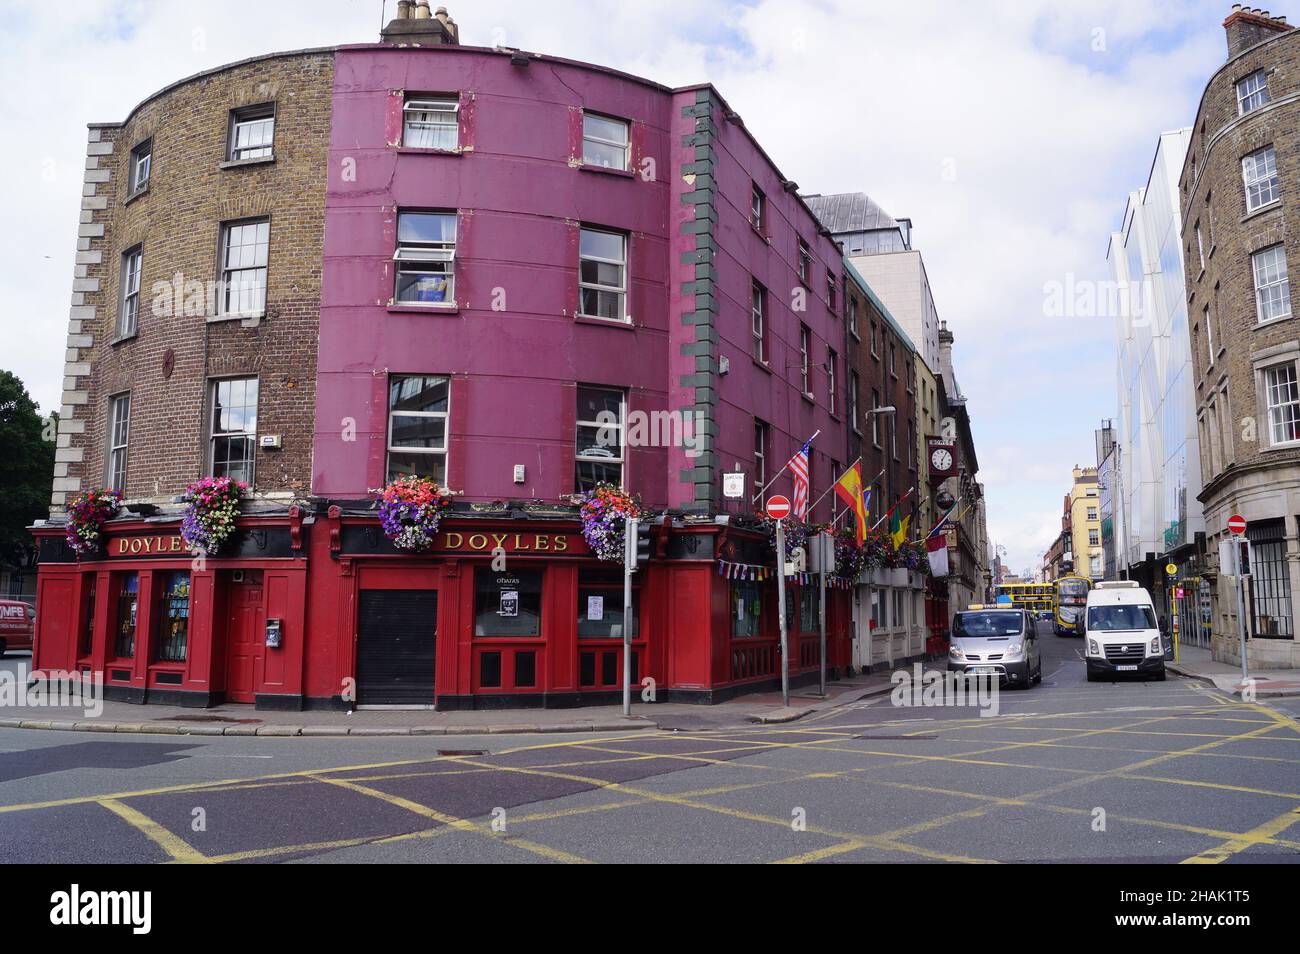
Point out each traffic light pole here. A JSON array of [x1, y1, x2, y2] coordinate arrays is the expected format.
[[776, 519, 790, 707], [623, 516, 636, 717]]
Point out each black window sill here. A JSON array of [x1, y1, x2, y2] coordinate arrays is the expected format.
[[220, 155, 275, 170], [123, 185, 150, 206], [109, 332, 138, 347]]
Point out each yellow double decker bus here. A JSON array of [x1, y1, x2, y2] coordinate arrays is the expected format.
[[996, 582, 1056, 618]]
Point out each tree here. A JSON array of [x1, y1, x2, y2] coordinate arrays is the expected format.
[[0, 371, 55, 565]]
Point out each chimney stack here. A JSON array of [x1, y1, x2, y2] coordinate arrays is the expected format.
[[381, 2, 460, 45], [1223, 5, 1293, 58]]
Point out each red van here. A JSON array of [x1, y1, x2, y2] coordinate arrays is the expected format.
[[0, 600, 35, 656]]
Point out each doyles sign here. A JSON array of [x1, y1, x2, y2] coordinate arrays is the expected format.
[[110, 535, 187, 558], [766, 495, 791, 520], [437, 531, 583, 554]]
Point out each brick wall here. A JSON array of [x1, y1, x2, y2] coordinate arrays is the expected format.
[[54, 50, 333, 511]]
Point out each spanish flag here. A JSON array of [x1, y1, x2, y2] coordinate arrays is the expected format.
[[833, 462, 868, 546]]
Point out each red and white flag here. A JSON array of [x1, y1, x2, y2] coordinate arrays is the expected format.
[[924, 502, 957, 577], [785, 437, 813, 519]]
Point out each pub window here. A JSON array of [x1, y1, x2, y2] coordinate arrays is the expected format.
[[403, 96, 459, 149], [118, 245, 142, 337], [114, 572, 138, 659], [784, 586, 819, 634], [218, 218, 269, 317], [514, 651, 537, 688], [578, 569, 639, 638], [578, 227, 628, 322], [479, 651, 502, 688], [582, 112, 630, 170], [79, 577, 97, 657], [129, 139, 152, 194], [387, 374, 450, 483], [106, 392, 130, 492], [228, 103, 275, 161], [155, 571, 190, 663], [474, 569, 543, 637], [1247, 520, 1292, 637], [731, 578, 762, 638], [394, 211, 457, 305], [210, 377, 258, 485], [575, 385, 626, 492], [751, 279, 767, 362]]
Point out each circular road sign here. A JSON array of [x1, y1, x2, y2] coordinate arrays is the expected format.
[[1166, 563, 1178, 576], [766, 495, 791, 520], [1228, 515, 1247, 536]]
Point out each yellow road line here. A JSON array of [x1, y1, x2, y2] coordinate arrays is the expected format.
[[315, 775, 592, 864], [1181, 805, 1300, 864], [98, 798, 208, 864]]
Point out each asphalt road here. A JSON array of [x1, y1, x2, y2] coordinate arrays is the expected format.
[[1, 624, 1297, 864]]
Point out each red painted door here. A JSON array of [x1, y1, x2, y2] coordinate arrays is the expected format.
[[225, 575, 264, 704]]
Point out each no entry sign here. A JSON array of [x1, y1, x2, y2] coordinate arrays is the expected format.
[[766, 495, 791, 520], [1228, 514, 1246, 536]]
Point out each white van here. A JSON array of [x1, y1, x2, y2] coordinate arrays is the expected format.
[[1083, 581, 1165, 682]]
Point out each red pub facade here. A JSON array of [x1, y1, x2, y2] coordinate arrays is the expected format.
[[31, 10, 887, 711]]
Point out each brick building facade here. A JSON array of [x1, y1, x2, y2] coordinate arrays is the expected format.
[[1183, 6, 1300, 667]]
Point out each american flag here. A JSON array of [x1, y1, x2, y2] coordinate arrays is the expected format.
[[785, 437, 813, 519]]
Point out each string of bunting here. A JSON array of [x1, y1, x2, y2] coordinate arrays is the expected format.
[[715, 560, 855, 589]]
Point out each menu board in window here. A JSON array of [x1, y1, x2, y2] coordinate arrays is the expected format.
[[474, 569, 543, 637]]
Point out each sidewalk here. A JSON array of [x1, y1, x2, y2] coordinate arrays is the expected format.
[[1167, 643, 1300, 698], [0, 666, 897, 738]]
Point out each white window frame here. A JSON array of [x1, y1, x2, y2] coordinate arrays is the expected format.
[[754, 419, 767, 488], [578, 227, 627, 322], [799, 324, 810, 396], [871, 390, 881, 448], [827, 348, 837, 415], [209, 377, 259, 485], [1252, 243, 1291, 324], [403, 97, 459, 150], [848, 296, 859, 338], [1204, 304, 1214, 370], [386, 374, 451, 484], [1264, 362, 1300, 447], [1243, 146, 1280, 212], [1237, 69, 1271, 115], [575, 386, 627, 490], [218, 219, 269, 318], [797, 241, 811, 284], [106, 393, 130, 493], [751, 279, 765, 362], [849, 371, 861, 434], [118, 246, 142, 338], [394, 211, 457, 307], [1195, 221, 1205, 271], [129, 140, 151, 193], [228, 104, 275, 161], [581, 112, 630, 171], [750, 184, 764, 232]]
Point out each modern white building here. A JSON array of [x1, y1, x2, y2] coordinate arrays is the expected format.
[[1106, 129, 1208, 644]]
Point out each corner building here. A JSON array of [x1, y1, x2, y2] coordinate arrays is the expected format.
[[32, 11, 871, 709]]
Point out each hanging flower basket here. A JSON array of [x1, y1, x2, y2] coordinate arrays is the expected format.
[[180, 476, 247, 554], [833, 528, 868, 582], [863, 529, 892, 572], [761, 517, 816, 560], [375, 475, 450, 552], [578, 484, 643, 563], [65, 488, 122, 556]]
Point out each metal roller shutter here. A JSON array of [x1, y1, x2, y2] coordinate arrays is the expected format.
[[356, 589, 437, 704]]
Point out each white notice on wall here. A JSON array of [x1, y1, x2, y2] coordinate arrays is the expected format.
[[499, 590, 519, 617], [587, 595, 604, 621]]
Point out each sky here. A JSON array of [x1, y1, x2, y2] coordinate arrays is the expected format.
[[0, 0, 1234, 573]]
